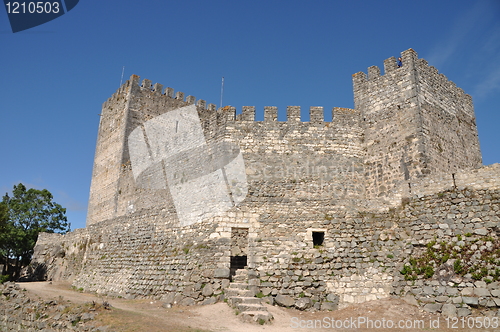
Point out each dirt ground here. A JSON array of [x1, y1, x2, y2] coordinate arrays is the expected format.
[[17, 281, 500, 332]]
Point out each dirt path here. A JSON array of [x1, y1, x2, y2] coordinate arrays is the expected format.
[[16, 281, 499, 332]]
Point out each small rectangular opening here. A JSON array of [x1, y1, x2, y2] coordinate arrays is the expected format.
[[312, 231, 324, 246]]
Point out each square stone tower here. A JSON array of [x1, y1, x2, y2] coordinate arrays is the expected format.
[[353, 49, 482, 200]]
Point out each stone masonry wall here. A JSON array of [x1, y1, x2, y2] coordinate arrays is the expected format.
[[416, 57, 482, 174], [87, 75, 368, 227], [28, 164, 500, 313], [28, 49, 497, 316], [86, 83, 130, 225], [353, 49, 482, 203]]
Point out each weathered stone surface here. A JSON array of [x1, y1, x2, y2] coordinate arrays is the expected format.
[[423, 303, 442, 313], [275, 294, 295, 307], [214, 269, 230, 279], [201, 284, 213, 297], [402, 295, 419, 306], [441, 304, 457, 317], [326, 293, 339, 304], [179, 297, 195, 306], [321, 302, 338, 311], [462, 297, 479, 306], [474, 288, 490, 297], [457, 308, 472, 317], [201, 297, 217, 305], [261, 288, 272, 296], [0, 282, 105, 331], [295, 298, 312, 310], [22, 49, 500, 316]]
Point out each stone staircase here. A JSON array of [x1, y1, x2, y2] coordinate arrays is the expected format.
[[225, 269, 273, 324]]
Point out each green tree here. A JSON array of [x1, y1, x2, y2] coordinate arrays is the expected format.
[[1, 183, 70, 280], [0, 201, 12, 276]]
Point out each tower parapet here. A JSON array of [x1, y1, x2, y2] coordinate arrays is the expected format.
[[354, 48, 482, 200], [88, 49, 483, 226]]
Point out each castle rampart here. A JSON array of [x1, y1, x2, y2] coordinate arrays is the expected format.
[[27, 49, 500, 316], [353, 48, 481, 202]]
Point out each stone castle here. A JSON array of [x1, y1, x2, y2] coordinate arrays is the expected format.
[[28, 49, 500, 318]]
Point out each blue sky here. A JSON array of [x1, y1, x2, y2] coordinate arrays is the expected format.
[[1, 0, 499, 230]]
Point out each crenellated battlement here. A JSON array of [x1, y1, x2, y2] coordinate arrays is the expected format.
[[103, 75, 366, 127], [102, 75, 365, 128], [103, 74, 216, 112], [89, 49, 482, 228], [353, 49, 474, 114], [34, 49, 494, 314], [231, 105, 358, 124]]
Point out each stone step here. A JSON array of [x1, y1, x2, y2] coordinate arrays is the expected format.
[[237, 303, 267, 312], [228, 282, 248, 290], [239, 310, 273, 324], [225, 288, 256, 298], [233, 275, 247, 282], [228, 296, 262, 306], [235, 269, 248, 276]]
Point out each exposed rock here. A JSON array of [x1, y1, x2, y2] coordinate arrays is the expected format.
[[275, 294, 295, 307], [423, 303, 442, 313], [441, 304, 457, 317], [295, 297, 312, 310]]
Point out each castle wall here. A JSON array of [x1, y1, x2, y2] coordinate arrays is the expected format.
[[86, 84, 130, 225], [87, 76, 368, 227], [353, 49, 482, 201], [87, 76, 225, 226], [29, 164, 500, 309], [29, 49, 498, 314], [353, 49, 426, 200], [226, 106, 366, 204], [416, 58, 482, 174]]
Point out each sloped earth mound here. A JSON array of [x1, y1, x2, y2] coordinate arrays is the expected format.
[[4, 281, 498, 332]]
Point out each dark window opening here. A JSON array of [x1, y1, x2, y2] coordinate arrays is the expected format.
[[312, 232, 324, 247], [230, 255, 247, 280]]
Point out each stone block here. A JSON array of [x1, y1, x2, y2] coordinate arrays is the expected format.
[[423, 303, 442, 313], [446, 287, 459, 296], [326, 293, 339, 304], [402, 294, 418, 306], [275, 294, 295, 307], [201, 284, 213, 297], [441, 304, 457, 317], [422, 286, 434, 296], [474, 288, 490, 297], [179, 297, 195, 306], [214, 268, 230, 278], [474, 228, 488, 236], [435, 296, 449, 303], [462, 297, 479, 306], [461, 288, 474, 296], [201, 297, 217, 305], [457, 308, 471, 317], [295, 297, 312, 310]]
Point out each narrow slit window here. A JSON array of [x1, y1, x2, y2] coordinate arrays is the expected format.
[[312, 231, 324, 246]]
